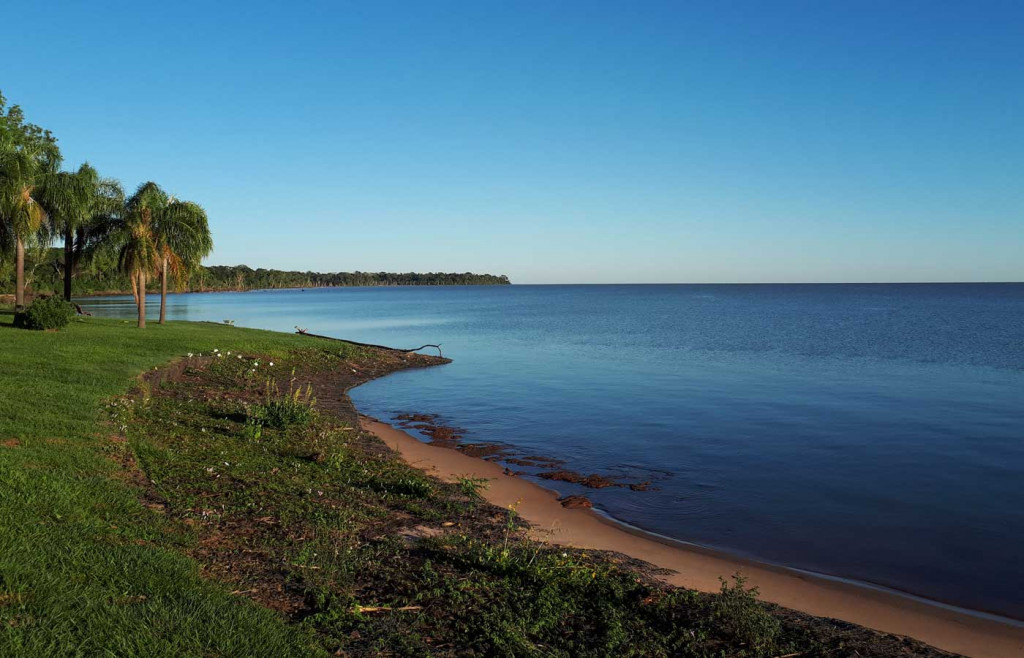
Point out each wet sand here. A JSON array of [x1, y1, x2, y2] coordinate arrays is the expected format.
[[363, 417, 1024, 658]]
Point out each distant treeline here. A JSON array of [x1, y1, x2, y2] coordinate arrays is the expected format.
[[0, 248, 510, 295], [199, 265, 511, 290]]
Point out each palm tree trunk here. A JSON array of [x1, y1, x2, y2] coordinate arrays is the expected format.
[[159, 257, 168, 324], [64, 226, 74, 301], [15, 237, 26, 312], [137, 270, 147, 329]]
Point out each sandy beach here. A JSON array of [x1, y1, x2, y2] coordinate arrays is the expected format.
[[363, 417, 1024, 658]]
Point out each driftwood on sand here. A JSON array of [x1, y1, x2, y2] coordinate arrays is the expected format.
[[295, 326, 443, 357]]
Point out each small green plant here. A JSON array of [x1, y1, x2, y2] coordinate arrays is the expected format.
[[14, 296, 76, 330], [457, 476, 488, 500], [241, 415, 263, 441], [493, 500, 522, 566], [247, 371, 317, 429], [711, 574, 782, 653]]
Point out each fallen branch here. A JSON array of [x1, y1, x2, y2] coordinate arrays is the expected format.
[[355, 605, 423, 614], [294, 327, 444, 357], [402, 344, 444, 357]]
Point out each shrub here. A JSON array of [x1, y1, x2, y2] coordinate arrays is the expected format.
[[247, 376, 317, 429], [14, 296, 76, 331], [710, 574, 781, 653]]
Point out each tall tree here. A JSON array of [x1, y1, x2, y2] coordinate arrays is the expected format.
[[153, 199, 212, 324], [0, 91, 60, 311], [0, 139, 51, 311], [107, 183, 161, 327], [35, 163, 124, 300], [105, 182, 210, 328]]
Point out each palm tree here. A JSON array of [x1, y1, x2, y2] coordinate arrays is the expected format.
[[0, 138, 51, 311], [105, 182, 211, 328], [70, 176, 124, 296], [108, 183, 160, 328], [35, 163, 124, 300], [153, 199, 212, 324]]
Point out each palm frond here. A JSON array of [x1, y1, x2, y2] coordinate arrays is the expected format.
[[153, 198, 213, 287], [0, 137, 56, 244]]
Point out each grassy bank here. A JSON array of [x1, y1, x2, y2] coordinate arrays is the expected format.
[[0, 313, 326, 655], [0, 313, 951, 657]]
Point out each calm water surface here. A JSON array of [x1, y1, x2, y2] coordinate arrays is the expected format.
[[81, 284, 1024, 619]]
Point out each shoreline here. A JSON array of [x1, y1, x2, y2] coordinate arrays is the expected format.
[[362, 415, 1024, 658]]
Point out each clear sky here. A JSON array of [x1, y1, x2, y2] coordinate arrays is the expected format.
[[2, 0, 1021, 283]]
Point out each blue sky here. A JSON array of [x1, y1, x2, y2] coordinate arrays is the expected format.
[[2, 0, 1021, 283]]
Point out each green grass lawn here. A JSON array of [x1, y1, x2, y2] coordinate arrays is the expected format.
[[0, 312, 324, 656]]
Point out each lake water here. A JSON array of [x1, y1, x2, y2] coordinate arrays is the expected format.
[[80, 284, 1024, 620]]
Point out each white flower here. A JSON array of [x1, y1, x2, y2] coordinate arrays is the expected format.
[[237, 354, 242, 359], [217, 353, 223, 358], [269, 362, 274, 366], [187, 353, 193, 358], [213, 349, 219, 353]]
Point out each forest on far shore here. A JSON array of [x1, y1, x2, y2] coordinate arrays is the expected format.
[[0, 247, 511, 296]]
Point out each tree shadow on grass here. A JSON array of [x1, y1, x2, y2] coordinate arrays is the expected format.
[[0, 308, 21, 329]]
